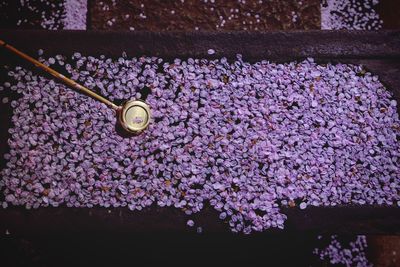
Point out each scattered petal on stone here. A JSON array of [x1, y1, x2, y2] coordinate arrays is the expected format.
[[322, 0, 383, 30], [314, 235, 371, 266]]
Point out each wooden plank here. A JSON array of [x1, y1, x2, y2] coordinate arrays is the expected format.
[[1, 30, 399, 61], [0, 206, 399, 235]]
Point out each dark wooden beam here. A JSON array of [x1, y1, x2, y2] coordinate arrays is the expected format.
[[1, 30, 399, 61]]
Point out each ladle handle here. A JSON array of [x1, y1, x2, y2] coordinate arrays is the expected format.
[[0, 39, 119, 111]]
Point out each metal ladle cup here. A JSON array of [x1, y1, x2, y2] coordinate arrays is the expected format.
[[119, 99, 151, 133], [0, 39, 151, 134]]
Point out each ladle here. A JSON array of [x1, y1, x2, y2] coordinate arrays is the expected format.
[[0, 39, 151, 134]]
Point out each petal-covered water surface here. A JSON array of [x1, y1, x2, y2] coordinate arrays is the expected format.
[[0, 54, 399, 233]]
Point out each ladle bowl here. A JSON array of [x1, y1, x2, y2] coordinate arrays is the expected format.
[[119, 100, 151, 133]]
